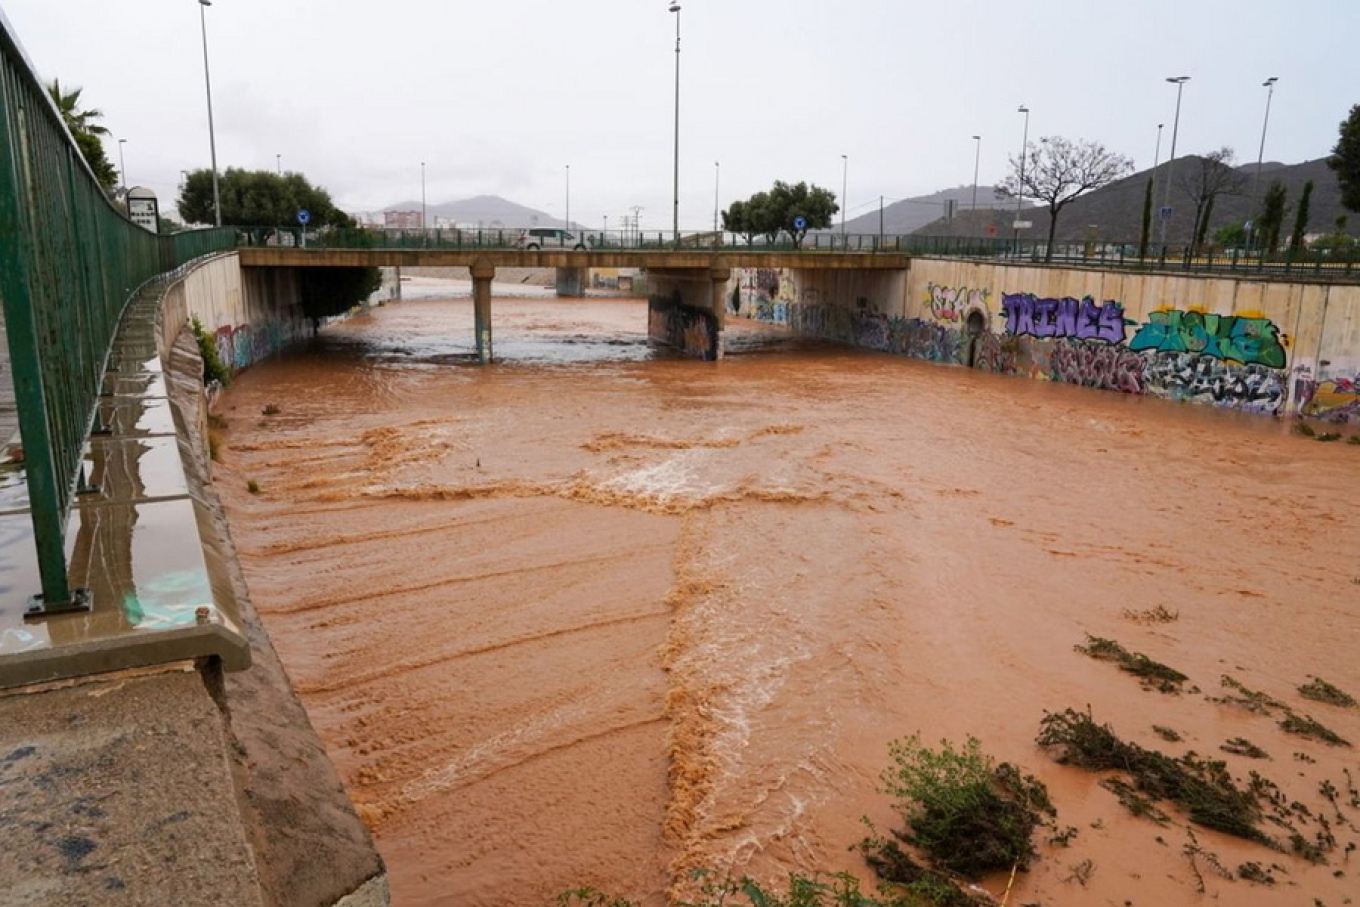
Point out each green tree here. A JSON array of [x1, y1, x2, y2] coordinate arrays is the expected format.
[[177, 168, 355, 231], [998, 136, 1132, 261], [765, 180, 838, 247], [1212, 222, 1248, 248], [1138, 179, 1153, 258], [721, 189, 791, 246], [1328, 104, 1360, 212], [46, 79, 117, 191], [1289, 179, 1314, 254], [300, 268, 382, 331], [1257, 180, 1289, 253], [1194, 197, 1215, 252]]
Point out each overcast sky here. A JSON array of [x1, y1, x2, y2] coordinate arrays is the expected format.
[[3, 0, 1356, 230]]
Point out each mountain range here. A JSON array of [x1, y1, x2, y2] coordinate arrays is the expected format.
[[375, 156, 1349, 243], [903, 157, 1347, 244], [379, 194, 567, 229]]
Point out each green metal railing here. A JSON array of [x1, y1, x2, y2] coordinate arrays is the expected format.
[[0, 14, 234, 614], [248, 225, 1360, 281]]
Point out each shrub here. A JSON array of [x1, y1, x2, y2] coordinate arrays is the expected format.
[[873, 735, 1053, 878], [191, 316, 230, 386]]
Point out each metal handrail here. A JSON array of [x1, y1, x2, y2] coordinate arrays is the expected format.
[[239, 224, 1360, 282], [0, 12, 234, 613]]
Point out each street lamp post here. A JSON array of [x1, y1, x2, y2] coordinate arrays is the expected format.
[[1250, 77, 1279, 251], [198, 0, 221, 226], [970, 135, 981, 212], [420, 161, 426, 230], [117, 138, 127, 193], [1159, 76, 1191, 247], [1014, 105, 1030, 249], [565, 164, 571, 231], [669, 3, 681, 246], [276, 153, 281, 175], [840, 154, 848, 243], [713, 160, 719, 236]]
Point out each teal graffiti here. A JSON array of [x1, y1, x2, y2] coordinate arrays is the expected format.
[[1129, 310, 1285, 368]]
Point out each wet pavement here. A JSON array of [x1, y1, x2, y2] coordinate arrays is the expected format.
[[0, 285, 249, 689]]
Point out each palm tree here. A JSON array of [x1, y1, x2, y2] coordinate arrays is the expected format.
[[46, 79, 108, 137], [45, 79, 117, 191]]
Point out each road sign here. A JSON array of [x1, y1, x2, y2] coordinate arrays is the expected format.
[[792, 215, 807, 231], [1158, 206, 1172, 220], [297, 208, 311, 226], [1012, 220, 1032, 230]]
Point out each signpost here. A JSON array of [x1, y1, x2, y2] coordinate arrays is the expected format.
[[792, 215, 807, 231], [126, 187, 159, 234], [298, 208, 310, 248], [1012, 220, 1032, 230]]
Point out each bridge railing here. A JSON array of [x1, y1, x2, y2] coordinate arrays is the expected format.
[[0, 13, 235, 613], [239, 225, 1360, 279]]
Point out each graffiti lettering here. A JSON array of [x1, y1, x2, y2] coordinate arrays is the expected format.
[[1129, 310, 1286, 368], [926, 283, 990, 323], [1049, 341, 1146, 393], [1002, 294, 1127, 344], [1142, 352, 1285, 413]]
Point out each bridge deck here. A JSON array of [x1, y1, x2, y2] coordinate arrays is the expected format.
[[238, 248, 912, 270]]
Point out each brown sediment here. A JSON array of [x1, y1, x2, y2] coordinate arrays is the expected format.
[[210, 295, 1360, 907]]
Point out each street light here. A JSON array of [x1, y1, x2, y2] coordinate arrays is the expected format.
[[970, 135, 981, 212], [276, 153, 281, 175], [840, 154, 848, 241], [669, 2, 681, 245], [420, 161, 426, 230], [1250, 76, 1279, 249], [1014, 105, 1030, 248], [565, 164, 570, 230], [198, 0, 221, 227], [1159, 76, 1191, 246], [713, 160, 719, 235], [117, 138, 127, 193]]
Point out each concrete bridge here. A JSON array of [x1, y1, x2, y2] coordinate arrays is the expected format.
[[240, 246, 911, 362]]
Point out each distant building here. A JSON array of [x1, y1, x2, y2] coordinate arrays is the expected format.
[[384, 210, 423, 229]]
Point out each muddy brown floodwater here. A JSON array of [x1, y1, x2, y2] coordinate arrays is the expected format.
[[212, 290, 1360, 906]]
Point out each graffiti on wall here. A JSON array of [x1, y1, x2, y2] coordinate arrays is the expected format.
[[648, 294, 719, 361], [1001, 293, 1128, 344], [1048, 341, 1146, 393], [1300, 374, 1360, 423], [213, 321, 295, 374], [925, 283, 990, 323], [1142, 352, 1286, 413], [1129, 309, 1286, 368]]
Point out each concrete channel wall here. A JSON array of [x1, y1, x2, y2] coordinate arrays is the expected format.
[[0, 253, 388, 906], [734, 259, 1360, 423]]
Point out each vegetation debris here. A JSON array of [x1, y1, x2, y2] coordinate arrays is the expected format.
[[1075, 635, 1188, 693], [1037, 707, 1269, 843], [1299, 678, 1357, 709]]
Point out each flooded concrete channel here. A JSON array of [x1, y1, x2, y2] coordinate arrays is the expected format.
[[210, 284, 1360, 906]]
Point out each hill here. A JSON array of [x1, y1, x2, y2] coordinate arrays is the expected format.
[[381, 195, 565, 229], [838, 184, 1016, 235], [909, 157, 1348, 245]]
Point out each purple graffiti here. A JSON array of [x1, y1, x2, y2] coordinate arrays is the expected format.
[[1049, 342, 1145, 393], [1002, 293, 1127, 345]]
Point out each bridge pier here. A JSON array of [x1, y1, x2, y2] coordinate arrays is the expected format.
[[646, 265, 731, 360], [471, 258, 494, 363], [555, 267, 587, 297]]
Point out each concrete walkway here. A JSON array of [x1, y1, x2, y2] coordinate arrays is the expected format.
[[0, 276, 387, 905]]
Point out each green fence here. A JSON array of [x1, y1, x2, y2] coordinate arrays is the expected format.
[[252, 224, 1360, 281], [0, 16, 235, 613]]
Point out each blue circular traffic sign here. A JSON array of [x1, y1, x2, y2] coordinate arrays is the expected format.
[[793, 215, 807, 231], [297, 209, 311, 226]]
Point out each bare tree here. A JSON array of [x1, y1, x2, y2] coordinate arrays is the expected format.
[[1176, 147, 1246, 254], [998, 136, 1133, 261]]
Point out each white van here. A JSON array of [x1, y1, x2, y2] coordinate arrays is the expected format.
[[515, 228, 586, 251]]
